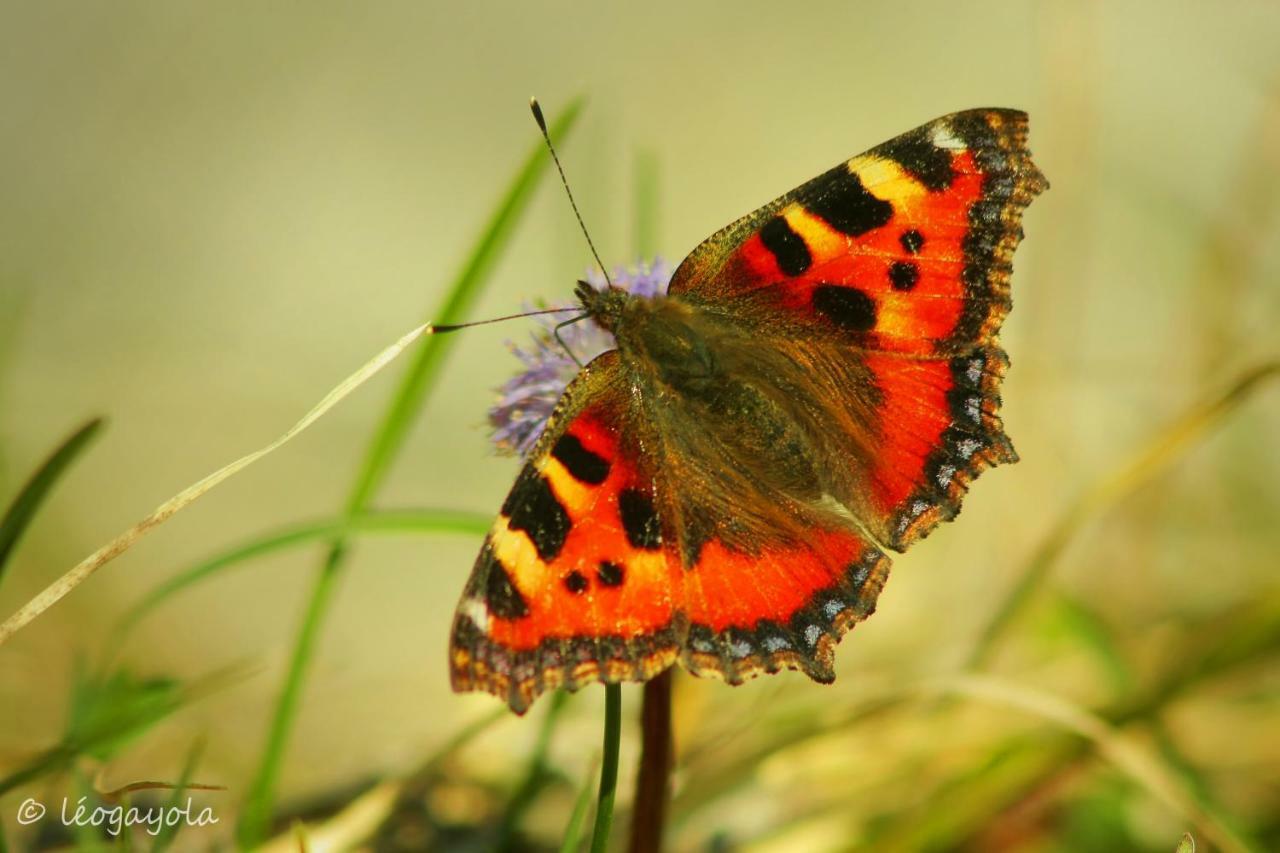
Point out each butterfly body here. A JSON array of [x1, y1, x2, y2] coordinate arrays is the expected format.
[[580, 280, 871, 550], [454, 109, 1047, 713]]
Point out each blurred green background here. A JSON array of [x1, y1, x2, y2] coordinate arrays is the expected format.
[[1, 2, 1278, 851]]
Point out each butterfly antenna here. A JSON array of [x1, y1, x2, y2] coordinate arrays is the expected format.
[[530, 97, 613, 288], [428, 306, 579, 335], [552, 313, 590, 368]]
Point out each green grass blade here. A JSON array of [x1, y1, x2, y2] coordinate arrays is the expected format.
[[589, 684, 621, 853], [1049, 594, 1134, 695], [0, 666, 239, 797], [237, 97, 586, 848], [0, 418, 104, 588], [632, 147, 660, 260], [113, 509, 489, 642], [150, 738, 205, 853], [560, 755, 600, 853], [345, 95, 586, 517], [70, 771, 99, 851]]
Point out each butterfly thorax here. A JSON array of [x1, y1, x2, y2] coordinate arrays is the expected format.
[[579, 281, 840, 543], [579, 283, 720, 393]]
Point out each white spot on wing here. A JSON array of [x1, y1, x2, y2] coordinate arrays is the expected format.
[[824, 599, 847, 619], [957, 438, 982, 459], [730, 639, 753, 659], [936, 464, 956, 488], [931, 124, 965, 151], [763, 636, 791, 653], [966, 358, 984, 385], [965, 397, 982, 422], [459, 598, 490, 633], [805, 624, 824, 647]]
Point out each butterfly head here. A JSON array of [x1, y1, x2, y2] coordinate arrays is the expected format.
[[574, 278, 630, 334]]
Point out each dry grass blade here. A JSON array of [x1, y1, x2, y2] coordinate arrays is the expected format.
[[935, 674, 1251, 853], [0, 322, 429, 647]]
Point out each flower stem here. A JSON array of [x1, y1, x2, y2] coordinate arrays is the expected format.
[[590, 684, 622, 853], [628, 669, 673, 853]]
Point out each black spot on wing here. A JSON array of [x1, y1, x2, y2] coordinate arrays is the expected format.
[[878, 127, 955, 191], [480, 545, 529, 619], [597, 560, 624, 587], [900, 229, 924, 255], [563, 570, 588, 594], [619, 488, 662, 550], [812, 284, 877, 332], [803, 166, 893, 236], [502, 465, 571, 561], [889, 261, 919, 291], [759, 216, 811, 276], [551, 433, 610, 485]]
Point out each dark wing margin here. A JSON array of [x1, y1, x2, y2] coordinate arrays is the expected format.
[[449, 351, 682, 714]]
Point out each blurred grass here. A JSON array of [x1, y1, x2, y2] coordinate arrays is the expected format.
[[494, 690, 569, 848], [238, 97, 586, 845], [632, 147, 660, 262], [560, 755, 599, 853], [149, 738, 205, 853], [969, 361, 1280, 670], [0, 418, 103, 591], [111, 507, 490, 647], [0, 661, 238, 799]]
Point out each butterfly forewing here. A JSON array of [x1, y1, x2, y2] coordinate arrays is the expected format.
[[667, 108, 1045, 548]]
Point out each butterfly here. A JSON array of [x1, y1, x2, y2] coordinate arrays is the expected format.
[[451, 109, 1046, 713]]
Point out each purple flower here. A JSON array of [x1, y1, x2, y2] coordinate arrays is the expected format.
[[488, 258, 672, 457]]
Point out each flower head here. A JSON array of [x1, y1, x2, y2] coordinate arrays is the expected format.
[[488, 258, 672, 457]]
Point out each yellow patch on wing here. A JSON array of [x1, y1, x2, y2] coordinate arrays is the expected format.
[[540, 455, 595, 516], [782, 204, 846, 262], [873, 292, 922, 340], [488, 519, 547, 595], [846, 154, 931, 198]]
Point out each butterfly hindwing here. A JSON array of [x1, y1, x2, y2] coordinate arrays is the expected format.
[[680, 529, 889, 686], [451, 351, 684, 714], [451, 355, 893, 713]]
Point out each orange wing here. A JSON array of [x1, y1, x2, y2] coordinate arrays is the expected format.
[[451, 352, 680, 713], [669, 109, 1046, 548], [450, 351, 889, 713]]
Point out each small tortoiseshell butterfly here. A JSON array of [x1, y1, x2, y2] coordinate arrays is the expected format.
[[451, 109, 1047, 713]]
